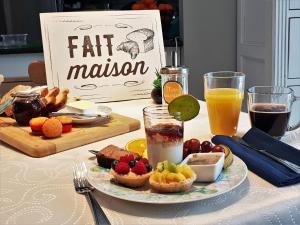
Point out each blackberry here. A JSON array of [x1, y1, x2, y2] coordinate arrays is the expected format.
[[111, 160, 119, 170], [128, 160, 136, 168], [145, 164, 152, 172]]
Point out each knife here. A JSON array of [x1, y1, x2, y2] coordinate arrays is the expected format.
[[49, 112, 109, 118], [233, 137, 300, 174]]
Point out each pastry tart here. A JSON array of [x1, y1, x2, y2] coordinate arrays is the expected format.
[[149, 172, 196, 193], [110, 170, 152, 188]]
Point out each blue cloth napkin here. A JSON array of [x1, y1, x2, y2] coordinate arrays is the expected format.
[[243, 127, 300, 166], [212, 129, 300, 187]]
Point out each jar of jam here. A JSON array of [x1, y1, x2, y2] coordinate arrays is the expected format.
[[12, 92, 44, 126]]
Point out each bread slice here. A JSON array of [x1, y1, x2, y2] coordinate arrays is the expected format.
[[149, 173, 196, 193], [54, 88, 69, 111]]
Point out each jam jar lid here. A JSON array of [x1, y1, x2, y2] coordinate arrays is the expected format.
[[11, 92, 40, 98], [160, 66, 189, 76]]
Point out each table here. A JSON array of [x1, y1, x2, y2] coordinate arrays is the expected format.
[[1, 99, 300, 225]]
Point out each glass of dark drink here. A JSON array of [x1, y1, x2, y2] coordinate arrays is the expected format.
[[247, 86, 300, 138], [143, 105, 183, 167]]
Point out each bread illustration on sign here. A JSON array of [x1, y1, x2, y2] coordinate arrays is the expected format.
[[117, 41, 139, 59], [117, 28, 154, 59]]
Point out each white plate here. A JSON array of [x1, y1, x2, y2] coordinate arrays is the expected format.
[[57, 105, 112, 124], [87, 156, 248, 204]]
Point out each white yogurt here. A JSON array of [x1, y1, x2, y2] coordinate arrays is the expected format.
[[147, 141, 183, 168]]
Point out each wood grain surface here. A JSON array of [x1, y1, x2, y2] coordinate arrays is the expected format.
[[0, 113, 140, 157]]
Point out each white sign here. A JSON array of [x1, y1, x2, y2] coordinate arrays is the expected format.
[[40, 11, 165, 102]]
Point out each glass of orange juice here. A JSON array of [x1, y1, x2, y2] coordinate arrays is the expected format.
[[204, 71, 245, 136]]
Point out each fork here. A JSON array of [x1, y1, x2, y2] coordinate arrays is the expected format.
[[234, 137, 300, 174], [73, 162, 111, 225]]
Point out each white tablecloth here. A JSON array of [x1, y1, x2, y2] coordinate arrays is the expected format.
[[1, 99, 300, 225]]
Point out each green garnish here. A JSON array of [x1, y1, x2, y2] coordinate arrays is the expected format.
[[153, 69, 161, 89]]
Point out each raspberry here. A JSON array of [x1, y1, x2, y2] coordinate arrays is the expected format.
[[120, 154, 135, 163], [131, 161, 147, 175], [139, 158, 149, 165], [114, 162, 130, 174]]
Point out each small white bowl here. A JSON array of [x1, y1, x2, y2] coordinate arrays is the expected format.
[[180, 152, 225, 182]]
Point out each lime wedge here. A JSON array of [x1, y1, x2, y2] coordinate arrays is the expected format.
[[168, 95, 200, 121]]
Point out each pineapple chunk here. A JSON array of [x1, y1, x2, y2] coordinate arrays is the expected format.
[[166, 172, 177, 183], [152, 171, 160, 182], [151, 161, 194, 184], [174, 173, 186, 182], [152, 171, 163, 183], [179, 165, 193, 179]]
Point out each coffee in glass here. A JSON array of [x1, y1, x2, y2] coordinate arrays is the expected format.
[[247, 86, 300, 138]]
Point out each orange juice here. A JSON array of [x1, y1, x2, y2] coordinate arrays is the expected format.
[[205, 88, 243, 136]]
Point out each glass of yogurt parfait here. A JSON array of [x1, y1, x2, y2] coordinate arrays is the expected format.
[[143, 105, 184, 167]]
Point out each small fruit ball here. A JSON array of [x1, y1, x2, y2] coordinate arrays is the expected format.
[[183, 147, 190, 159], [42, 118, 63, 138], [201, 141, 213, 153], [131, 161, 148, 175], [114, 162, 130, 175], [188, 138, 201, 153], [128, 160, 136, 168], [139, 158, 149, 165], [212, 145, 225, 153], [183, 140, 190, 149], [120, 154, 135, 163]]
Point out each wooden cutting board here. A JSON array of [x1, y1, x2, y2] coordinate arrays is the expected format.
[[0, 113, 140, 157]]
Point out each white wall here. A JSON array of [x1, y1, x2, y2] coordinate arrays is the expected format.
[[0, 47, 179, 80], [181, 0, 237, 100], [0, 53, 44, 78]]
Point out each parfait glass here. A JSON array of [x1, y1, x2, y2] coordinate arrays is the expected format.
[[143, 105, 183, 168]]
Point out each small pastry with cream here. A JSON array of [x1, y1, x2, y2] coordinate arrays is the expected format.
[[56, 115, 72, 133], [42, 117, 63, 138]]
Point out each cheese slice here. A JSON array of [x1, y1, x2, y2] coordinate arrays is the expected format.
[[66, 100, 97, 114]]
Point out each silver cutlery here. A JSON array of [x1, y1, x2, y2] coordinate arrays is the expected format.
[[73, 162, 111, 225], [234, 137, 300, 174], [89, 150, 98, 155], [50, 112, 105, 117]]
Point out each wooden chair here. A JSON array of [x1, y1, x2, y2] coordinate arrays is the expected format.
[[28, 61, 47, 85]]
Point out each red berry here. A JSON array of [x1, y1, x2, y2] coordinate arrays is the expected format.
[[212, 145, 225, 153], [139, 158, 149, 165], [184, 140, 191, 149], [120, 154, 135, 163], [183, 147, 191, 159], [131, 161, 148, 175], [201, 141, 213, 153], [189, 138, 201, 153], [114, 162, 130, 174]]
